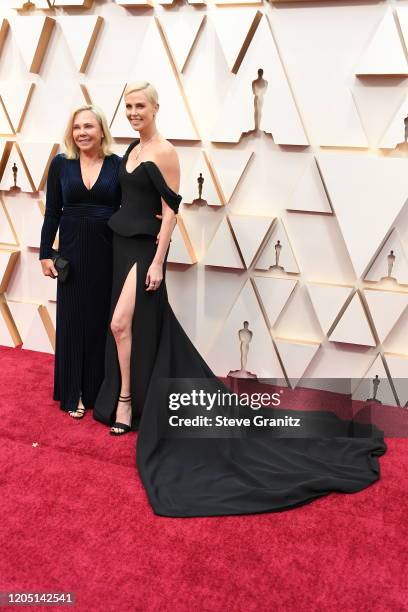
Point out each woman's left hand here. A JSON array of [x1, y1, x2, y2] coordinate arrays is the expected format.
[[146, 262, 163, 291], [155, 214, 162, 244]]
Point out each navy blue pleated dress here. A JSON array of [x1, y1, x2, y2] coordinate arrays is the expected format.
[[39, 153, 121, 411]]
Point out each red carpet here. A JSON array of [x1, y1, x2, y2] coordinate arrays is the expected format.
[[0, 345, 406, 611]]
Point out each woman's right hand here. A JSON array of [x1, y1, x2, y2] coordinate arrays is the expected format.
[[41, 259, 58, 278]]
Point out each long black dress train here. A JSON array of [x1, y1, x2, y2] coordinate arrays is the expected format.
[[40, 153, 121, 411], [94, 140, 387, 518]]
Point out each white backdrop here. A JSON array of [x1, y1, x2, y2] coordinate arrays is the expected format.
[[0, 0, 407, 406]]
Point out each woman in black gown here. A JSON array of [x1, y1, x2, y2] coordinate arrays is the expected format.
[[94, 82, 386, 518], [40, 105, 121, 418]]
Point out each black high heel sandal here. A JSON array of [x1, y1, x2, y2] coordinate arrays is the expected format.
[[69, 398, 86, 420], [110, 394, 132, 436]]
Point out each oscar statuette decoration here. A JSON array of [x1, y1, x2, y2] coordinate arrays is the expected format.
[[10, 163, 21, 193], [191, 172, 206, 205], [380, 250, 397, 285], [228, 321, 257, 380], [270, 240, 284, 271], [366, 374, 382, 404], [251, 68, 268, 133]]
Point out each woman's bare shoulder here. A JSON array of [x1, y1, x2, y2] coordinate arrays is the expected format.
[[153, 141, 180, 190], [154, 141, 180, 173]]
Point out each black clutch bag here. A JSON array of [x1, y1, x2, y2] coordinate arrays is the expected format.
[[51, 249, 70, 283]]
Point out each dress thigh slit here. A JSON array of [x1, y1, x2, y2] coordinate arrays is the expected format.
[[94, 233, 164, 430]]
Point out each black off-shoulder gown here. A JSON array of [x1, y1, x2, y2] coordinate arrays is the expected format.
[[94, 141, 387, 518], [39, 153, 121, 411]]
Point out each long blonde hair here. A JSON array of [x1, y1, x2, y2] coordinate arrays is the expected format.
[[124, 81, 159, 106], [63, 104, 113, 160]]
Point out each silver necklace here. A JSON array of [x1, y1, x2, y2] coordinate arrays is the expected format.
[[134, 132, 160, 162]]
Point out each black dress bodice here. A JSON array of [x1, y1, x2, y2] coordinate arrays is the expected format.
[[108, 140, 182, 238]]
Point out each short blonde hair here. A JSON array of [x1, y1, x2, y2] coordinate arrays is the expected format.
[[63, 104, 113, 160], [124, 81, 159, 106]]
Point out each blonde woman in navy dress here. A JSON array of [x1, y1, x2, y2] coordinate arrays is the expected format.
[[40, 105, 121, 419]]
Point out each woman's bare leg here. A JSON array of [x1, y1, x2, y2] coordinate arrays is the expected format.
[[110, 263, 137, 432]]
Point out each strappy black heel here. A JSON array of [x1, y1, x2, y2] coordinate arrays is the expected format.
[[69, 398, 86, 420], [110, 394, 132, 436]]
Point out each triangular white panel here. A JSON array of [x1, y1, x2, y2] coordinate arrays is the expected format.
[[258, 18, 308, 145], [23, 306, 54, 354], [207, 148, 253, 204], [255, 219, 300, 274], [330, 292, 376, 346], [365, 229, 408, 286], [289, 157, 331, 213], [179, 205, 226, 263], [273, 282, 323, 344], [0, 145, 33, 192], [0, 200, 18, 246], [0, 103, 14, 136], [352, 354, 396, 407], [355, 9, 408, 76], [11, 16, 55, 74], [306, 283, 353, 335], [364, 289, 408, 343], [206, 280, 284, 378], [275, 338, 320, 388], [253, 276, 297, 327], [378, 93, 408, 149], [317, 89, 368, 148], [229, 214, 273, 268], [203, 217, 244, 269], [212, 8, 260, 73], [318, 153, 408, 278], [58, 16, 103, 73], [211, 17, 308, 145], [210, 74, 253, 143], [0, 82, 34, 133], [157, 13, 205, 73], [181, 152, 222, 206], [81, 83, 125, 126], [303, 342, 374, 381], [111, 21, 197, 140], [18, 143, 58, 191], [353, 80, 408, 149], [167, 222, 196, 264], [24, 201, 45, 249], [385, 353, 408, 407]]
